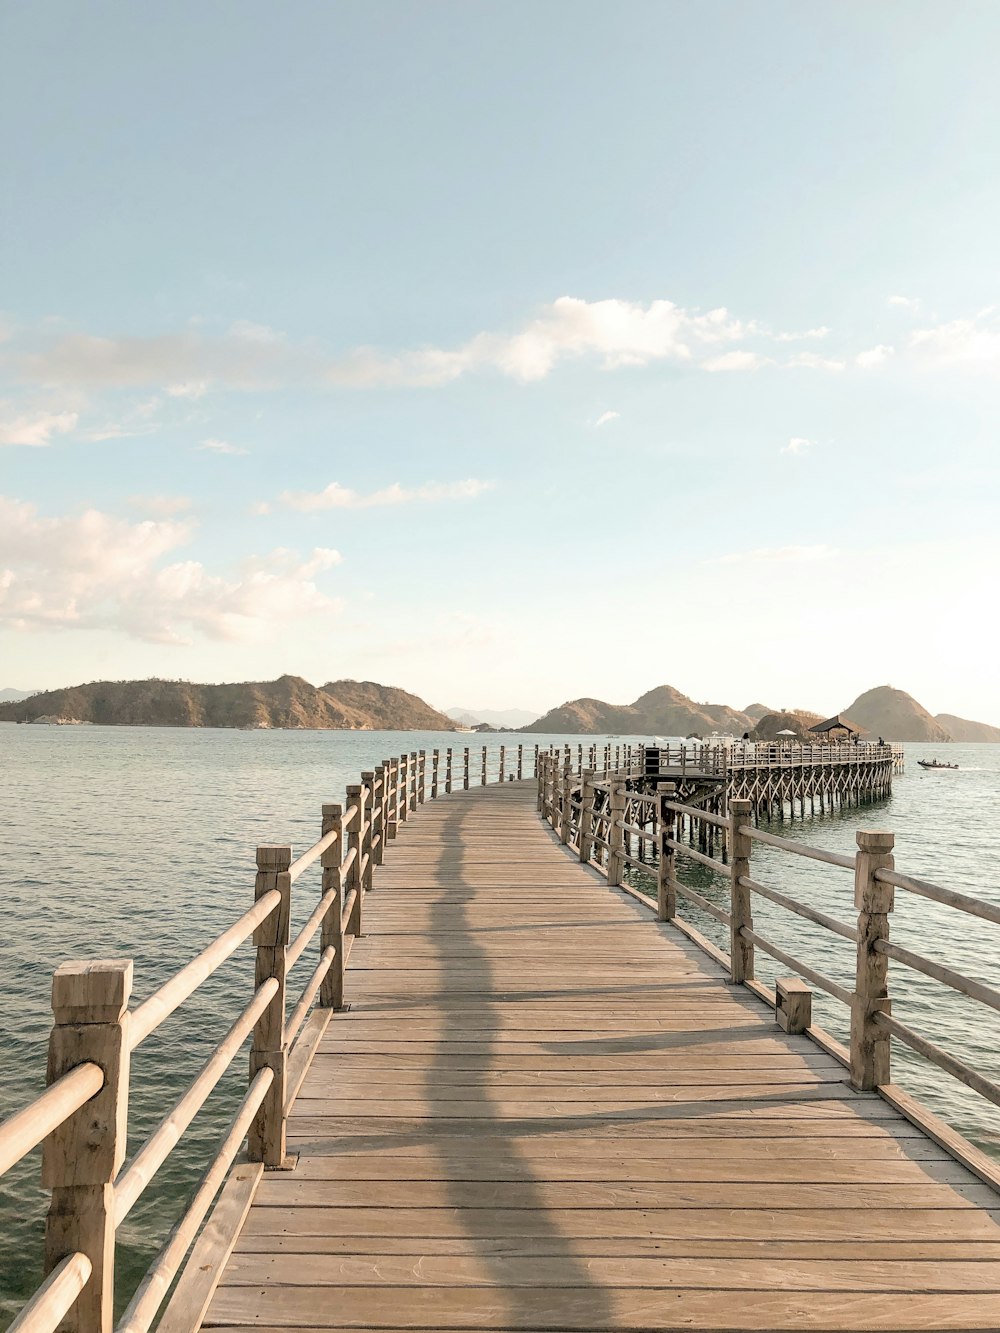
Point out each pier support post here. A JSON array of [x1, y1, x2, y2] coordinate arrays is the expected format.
[[320, 805, 345, 1009], [249, 845, 292, 1167], [729, 799, 754, 984], [657, 783, 677, 921], [607, 783, 626, 887], [851, 830, 895, 1091], [43, 959, 132, 1333]]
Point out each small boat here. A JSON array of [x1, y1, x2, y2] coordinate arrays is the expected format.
[[917, 759, 959, 770]]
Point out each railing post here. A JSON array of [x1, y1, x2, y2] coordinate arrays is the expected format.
[[463, 747, 470, 790], [851, 830, 895, 1091], [409, 752, 418, 811], [345, 784, 366, 936], [372, 764, 386, 866], [481, 745, 487, 786], [320, 804, 345, 1009], [607, 782, 625, 886], [578, 769, 595, 863], [536, 753, 546, 812], [248, 845, 292, 1167], [361, 774, 375, 892], [43, 959, 132, 1333], [729, 799, 754, 984], [398, 753, 409, 824], [517, 744, 523, 780], [431, 749, 439, 799], [446, 747, 453, 794], [657, 783, 677, 921], [499, 745, 505, 784], [386, 758, 399, 839], [559, 759, 572, 844], [417, 751, 426, 805]]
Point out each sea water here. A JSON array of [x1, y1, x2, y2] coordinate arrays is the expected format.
[[1, 726, 998, 1324]]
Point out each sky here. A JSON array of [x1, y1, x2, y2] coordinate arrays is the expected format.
[[2, 1, 999, 721]]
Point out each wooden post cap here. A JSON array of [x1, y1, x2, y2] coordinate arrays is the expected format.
[[256, 845, 292, 870], [857, 830, 894, 853], [52, 960, 133, 1024]]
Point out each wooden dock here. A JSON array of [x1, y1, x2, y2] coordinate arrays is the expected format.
[[206, 782, 1000, 1332]]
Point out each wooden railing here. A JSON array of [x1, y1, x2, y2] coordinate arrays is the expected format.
[[540, 763, 1000, 1185], [0, 743, 533, 1333]]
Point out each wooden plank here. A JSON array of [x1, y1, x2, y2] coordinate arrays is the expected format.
[[205, 1286, 1000, 1330], [157, 1160, 263, 1333], [218, 1250, 1000, 1291]]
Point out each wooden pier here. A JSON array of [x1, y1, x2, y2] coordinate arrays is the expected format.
[[3, 745, 1000, 1333]]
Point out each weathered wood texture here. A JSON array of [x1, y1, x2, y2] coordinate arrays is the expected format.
[[207, 783, 1000, 1333]]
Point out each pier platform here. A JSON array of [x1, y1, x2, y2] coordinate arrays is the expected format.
[[206, 783, 1000, 1332]]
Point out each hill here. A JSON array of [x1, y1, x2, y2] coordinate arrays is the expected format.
[[751, 709, 824, 742], [935, 713, 1000, 743], [525, 685, 753, 736], [842, 686, 951, 742], [0, 676, 459, 731]]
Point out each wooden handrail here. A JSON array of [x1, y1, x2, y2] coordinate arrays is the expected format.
[[114, 979, 277, 1226], [875, 865, 1000, 926], [541, 741, 1000, 1136], [129, 889, 281, 1050], [284, 947, 336, 1049], [286, 887, 337, 970], [287, 827, 339, 884], [7, 1253, 93, 1333], [116, 1067, 273, 1333], [0, 1063, 104, 1178], [3, 740, 549, 1333], [742, 824, 855, 869]]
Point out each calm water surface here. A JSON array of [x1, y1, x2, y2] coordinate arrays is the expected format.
[[1, 726, 998, 1323]]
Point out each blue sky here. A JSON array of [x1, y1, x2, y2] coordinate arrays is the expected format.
[[2, 2, 999, 719]]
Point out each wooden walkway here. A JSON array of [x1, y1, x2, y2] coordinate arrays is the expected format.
[[206, 782, 1000, 1332]]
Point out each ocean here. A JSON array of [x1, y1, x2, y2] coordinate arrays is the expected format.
[[1, 725, 998, 1325]]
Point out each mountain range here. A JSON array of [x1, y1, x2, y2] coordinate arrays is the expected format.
[[525, 684, 1000, 743], [0, 676, 459, 731]]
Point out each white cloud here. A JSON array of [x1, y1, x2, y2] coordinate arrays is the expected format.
[[856, 344, 894, 369], [774, 327, 830, 342], [888, 295, 921, 313], [782, 437, 814, 455], [592, 410, 620, 428], [715, 544, 839, 565], [0, 495, 341, 643], [9, 297, 774, 393], [908, 312, 1000, 371], [128, 495, 194, 516], [0, 409, 79, 447], [786, 351, 846, 372], [198, 438, 248, 455], [701, 350, 769, 373], [278, 478, 494, 513]]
